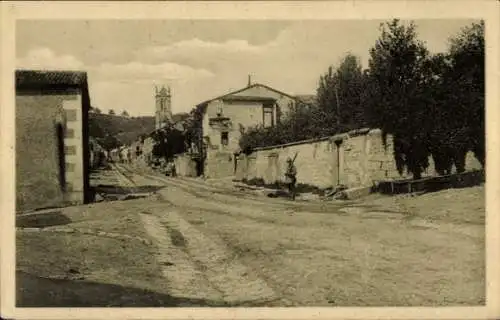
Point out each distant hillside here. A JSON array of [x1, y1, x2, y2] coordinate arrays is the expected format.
[[88, 113, 155, 151]]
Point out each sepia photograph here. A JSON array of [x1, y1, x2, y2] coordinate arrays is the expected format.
[[1, 1, 499, 319]]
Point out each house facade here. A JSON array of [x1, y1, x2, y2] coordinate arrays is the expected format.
[[194, 83, 313, 178], [15, 70, 91, 211]]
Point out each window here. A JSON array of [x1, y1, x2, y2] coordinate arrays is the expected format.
[[221, 132, 229, 146], [263, 105, 274, 128], [216, 105, 223, 117]]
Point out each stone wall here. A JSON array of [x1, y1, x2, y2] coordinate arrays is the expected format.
[[16, 91, 88, 211], [130, 136, 155, 167], [244, 138, 335, 188], [203, 99, 264, 153], [205, 150, 235, 179], [236, 128, 483, 190], [174, 154, 197, 177]]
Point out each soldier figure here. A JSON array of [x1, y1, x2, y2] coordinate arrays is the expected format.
[[285, 157, 297, 200]]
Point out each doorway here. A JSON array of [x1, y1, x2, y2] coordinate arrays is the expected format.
[[333, 139, 343, 186]]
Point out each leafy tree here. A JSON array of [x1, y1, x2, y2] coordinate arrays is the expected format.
[[240, 53, 369, 154], [448, 21, 485, 167], [151, 127, 187, 161], [422, 53, 457, 175], [317, 53, 367, 131], [99, 134, 121, 152], [121, 110, 130, 117], [108, 109, 115, 115], [422, 22, 485, 174], [366, 19, 431, 179]]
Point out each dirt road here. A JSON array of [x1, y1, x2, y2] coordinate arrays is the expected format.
[[112, 164, 485, 307]]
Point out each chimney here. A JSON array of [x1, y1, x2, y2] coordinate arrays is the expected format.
[[247, 75, 251, 87]]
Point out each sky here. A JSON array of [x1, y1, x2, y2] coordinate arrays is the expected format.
[[16, 19, 477, 116]]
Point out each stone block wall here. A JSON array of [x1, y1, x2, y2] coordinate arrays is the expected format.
[[238, 137, 337, 188], [174, 155, 197, 177], [204, 150, 235, 179], [236, 128, 484, 190]]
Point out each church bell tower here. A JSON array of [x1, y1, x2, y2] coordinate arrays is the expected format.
[[155, 85, 172, 130]]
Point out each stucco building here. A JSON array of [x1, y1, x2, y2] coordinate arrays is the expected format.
[[15, 70, 92, 211], [193, 82, 314, 178]]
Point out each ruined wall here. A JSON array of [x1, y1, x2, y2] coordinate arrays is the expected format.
[[200, 85, 301, 179], [204, 150, 235, 179], [174, 154, 197, 177], [247, 138, 335, 188], [203, 99, 264, 153], [237, 128, 484, 190]]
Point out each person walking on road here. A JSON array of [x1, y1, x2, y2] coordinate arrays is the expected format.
[[171, 161, 177, 177], [284, 157, 297, 200]]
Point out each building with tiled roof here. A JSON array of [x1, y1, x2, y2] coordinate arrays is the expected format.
[[192, 82, 315, 178]]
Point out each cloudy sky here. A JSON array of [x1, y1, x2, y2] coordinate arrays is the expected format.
[[16, 19, 476, 116]]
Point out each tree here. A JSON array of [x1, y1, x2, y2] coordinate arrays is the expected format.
[[99, 134, 121, 152], [108, 109, 115, 115], [422, 53, 457, 175], [422, 22, 485, 174], [151, 127, 187, 161], [121, 110, 130, 117], [366, 19, 431, 179], [448, 21, 485, 167], [317, 53, 367, 132]]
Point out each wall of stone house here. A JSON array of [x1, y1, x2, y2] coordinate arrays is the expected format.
[[204, 150, 235, 179], [201, 86, 300, 154], [142, 137, 155, 164], [16, 91, 87, 211], [232, 85, 297, 117], [174, 154, 197, 177], [130, 136, 159, 166], [203, 99, 265, 152]]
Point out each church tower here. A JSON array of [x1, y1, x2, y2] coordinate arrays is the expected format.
[[155, 85, 172, 130]]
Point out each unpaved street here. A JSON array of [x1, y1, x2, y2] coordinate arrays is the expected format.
[[110, 164, 485, 307]]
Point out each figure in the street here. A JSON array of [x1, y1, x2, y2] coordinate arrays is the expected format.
[[284, 157, 297, 200], [171, 161, 177, 177]]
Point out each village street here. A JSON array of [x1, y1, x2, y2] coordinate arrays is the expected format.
[[91, 164, 488, 305], [16, 163, 485, 307]]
